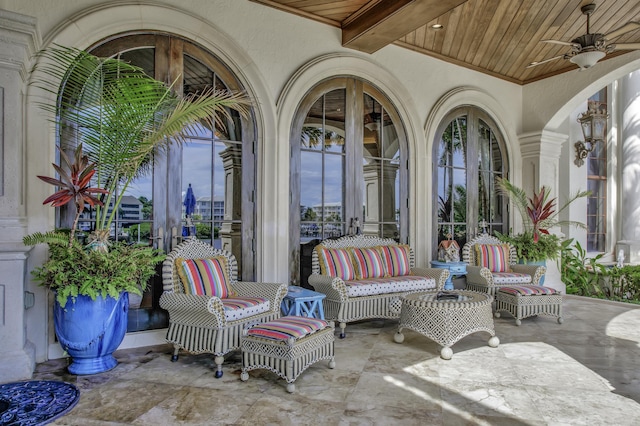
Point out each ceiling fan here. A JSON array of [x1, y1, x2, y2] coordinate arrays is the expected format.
[[527, 2, 640, 70]]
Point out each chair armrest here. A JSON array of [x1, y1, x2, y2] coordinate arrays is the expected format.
[[510, 264, 547, 285], [411, 267, 449, 291], [233, 281, 288, 314], [308, 274, 348, 302], [159, 292, 226, 328], [466, 265, 495, 286]]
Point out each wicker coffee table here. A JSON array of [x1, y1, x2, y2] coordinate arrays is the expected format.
[[393, 290, 499, 360]]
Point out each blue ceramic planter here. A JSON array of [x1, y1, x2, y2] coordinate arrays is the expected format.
[[54, 292, 129, 375]]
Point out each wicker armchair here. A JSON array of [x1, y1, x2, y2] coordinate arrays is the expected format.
[[462, 233, 546, 297], [159, 238, 288, 378], [308, 234, 449, 338]]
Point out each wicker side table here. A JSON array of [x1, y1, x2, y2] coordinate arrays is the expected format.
[[394, 290, 499, 360], [240, 317, 335, 393]]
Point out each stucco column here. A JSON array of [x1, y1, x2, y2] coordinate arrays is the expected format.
[[617, 71, 640, 262], [518, 131, 567, 293], [0, 10, 38, 381]]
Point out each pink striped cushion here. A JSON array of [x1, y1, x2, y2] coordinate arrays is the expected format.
[[475, 244, 510, 273], [247, 316, 328, 341], [378, 245, 412, 277], [498, 285, 558, 296], [350, 247, 386, 279], [176, 257, 235, 298], [316, 247, 356, 280]]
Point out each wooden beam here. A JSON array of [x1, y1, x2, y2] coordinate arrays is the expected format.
[[342, 0, 468, 53]]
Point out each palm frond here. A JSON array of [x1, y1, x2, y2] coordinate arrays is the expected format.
[[30, 44, 251, 239]]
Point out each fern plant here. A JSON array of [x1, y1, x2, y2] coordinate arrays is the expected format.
[[31, 238, 164, 308]]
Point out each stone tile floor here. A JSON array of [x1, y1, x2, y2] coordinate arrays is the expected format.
[[34, 296, 640, 425]]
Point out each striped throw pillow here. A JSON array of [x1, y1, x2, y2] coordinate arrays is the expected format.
[[247, 316, 328, 341], [350, 247, 386, 279], [316, 246, 356, 281], [475, 244, 510, 273], [378, 245, 412, 277], [176, 257, 235, 298]]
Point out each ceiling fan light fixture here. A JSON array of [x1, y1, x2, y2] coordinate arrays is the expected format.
[[569, 51, 606, 69]]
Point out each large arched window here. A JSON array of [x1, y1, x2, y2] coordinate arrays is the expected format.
[[433, 107, 508, 252], [59, 34, 257, 332], [290, 78, 409, 287]]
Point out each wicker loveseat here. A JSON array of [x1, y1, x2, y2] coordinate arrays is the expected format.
[[308, 234, 449, 338], [159, 238, 288, 378]]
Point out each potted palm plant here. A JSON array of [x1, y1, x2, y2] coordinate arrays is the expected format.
[[495, 177, 589, 264], [24, 45, 250, 374]]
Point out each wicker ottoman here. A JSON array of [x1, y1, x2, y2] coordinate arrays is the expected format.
[[495, 285, 563, 326], [240, 316, 335, 393]]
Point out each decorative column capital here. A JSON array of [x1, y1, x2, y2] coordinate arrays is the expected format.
[[518, 131, 567, 159]]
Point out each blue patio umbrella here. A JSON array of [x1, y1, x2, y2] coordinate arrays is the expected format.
[[184, 183, 196, 217], [183, 184, 196, 236]]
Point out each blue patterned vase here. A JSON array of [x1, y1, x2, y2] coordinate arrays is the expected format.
[[54, 292, 129, 375]]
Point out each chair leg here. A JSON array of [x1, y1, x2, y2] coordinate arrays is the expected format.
[[339, 322, 346, 339], [171, 345, 180, 362], [214, 355, 224, 378]]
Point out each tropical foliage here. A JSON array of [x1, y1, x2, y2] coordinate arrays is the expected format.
[[30, 238, 164, 308], [30, 44, 250, 246], [495, 231, 561, 262], [495, 177, 589, 241], [495, 177, 589, 261]]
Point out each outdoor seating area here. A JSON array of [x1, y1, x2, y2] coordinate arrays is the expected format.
[[32, 295, 640, 424]]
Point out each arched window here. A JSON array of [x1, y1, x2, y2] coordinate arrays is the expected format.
[[57, 34, 257, 332], [433, 107, 508, 252], [290, 78, 409, 286]]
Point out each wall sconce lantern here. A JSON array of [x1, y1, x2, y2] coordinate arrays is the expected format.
[[574, 100, 608, 167]]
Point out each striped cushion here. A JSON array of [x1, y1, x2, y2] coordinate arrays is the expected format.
[[316, 246, 356, 281], [378, 245, 412, 277], [223, 297, 270, 321], [247, 316, 328, 341], [498, 285, 558, 296], [350, 247, 386, 279], [475, 244, 510, 273], [176, 257, 236, 298]]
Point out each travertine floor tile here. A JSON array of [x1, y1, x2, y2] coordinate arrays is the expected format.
[[34, 295, 640, 425]]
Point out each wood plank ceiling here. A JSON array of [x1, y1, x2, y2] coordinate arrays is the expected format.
[[249, 0, 640, 84]]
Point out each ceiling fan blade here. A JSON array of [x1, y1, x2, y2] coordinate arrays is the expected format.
[[541, 39, 581, 48], [604, 21, 640, 40], [526, 55, 564, 68], [611, 42, 640, 51]]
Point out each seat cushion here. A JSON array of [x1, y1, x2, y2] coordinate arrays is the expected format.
[[378, 245, 412, 277], [498, 285, 558, 296], [223, 297, 270, 321], [475, 244, 511, 272], [176, 257, 235, 298], [350, 247, 386, 279], [344, 275, 435, 297], [492, 272, 533, 284], [316, 247, 356, 281], [246, 316, 328, 341]]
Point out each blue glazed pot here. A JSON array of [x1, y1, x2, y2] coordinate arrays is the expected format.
[[54, 292, 129, 375]]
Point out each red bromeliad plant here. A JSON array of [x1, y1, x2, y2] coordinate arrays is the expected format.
[[527, 186, 556, 243], [496, 176, 590, 243], [37, 144, 108, 246]]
